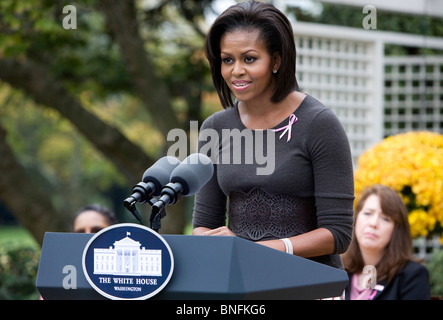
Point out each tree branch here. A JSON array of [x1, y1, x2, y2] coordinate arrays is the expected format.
[[0, 122, 69, 245], [99, 0, 181, 135], [0, 58, 152, 184]]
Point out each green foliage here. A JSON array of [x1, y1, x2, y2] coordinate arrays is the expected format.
[[0, 86, 127, 214], [293, 3, 443, 37], [1, 0, 66, 56], [0, 0, 132, 95], [427, 250, 443, 298], [0, 243, 41, 300], [291, 3, 443, 56]]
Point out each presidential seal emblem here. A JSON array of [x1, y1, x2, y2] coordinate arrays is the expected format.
[[82, 223, 174, 300]]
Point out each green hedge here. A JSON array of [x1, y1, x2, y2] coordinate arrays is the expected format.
[[428, 250, 443, 298], [0, 243, 41, 300]]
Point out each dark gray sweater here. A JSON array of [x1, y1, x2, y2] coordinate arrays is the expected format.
[[192, 95, 354, 268]]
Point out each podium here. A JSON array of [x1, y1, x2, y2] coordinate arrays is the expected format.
[[36, 232, 348, 300]]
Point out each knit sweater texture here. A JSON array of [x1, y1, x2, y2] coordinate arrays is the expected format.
[[192, 95, 355, 268]]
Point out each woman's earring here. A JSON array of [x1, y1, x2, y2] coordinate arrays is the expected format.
[[273, 70, 278, 74]]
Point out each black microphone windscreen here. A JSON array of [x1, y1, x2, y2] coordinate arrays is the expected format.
[[142, 156, 180, 196], [170, 153, 214, 196]]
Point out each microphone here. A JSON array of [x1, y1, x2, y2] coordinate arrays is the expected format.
[[123, 156, 180, 222], [151, 153, 214, 220]]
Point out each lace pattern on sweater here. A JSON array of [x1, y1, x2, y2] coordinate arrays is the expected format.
[[228, 187, 317, 241]]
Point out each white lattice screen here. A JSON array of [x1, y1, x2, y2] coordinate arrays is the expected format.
[[293, 22, 443, 167], [384, 56, 443, 137], [296, 37, 379, 166], [294, 23, 384, 166]]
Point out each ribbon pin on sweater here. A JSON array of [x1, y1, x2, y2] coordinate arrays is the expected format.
[[273, 114, 298, 142]]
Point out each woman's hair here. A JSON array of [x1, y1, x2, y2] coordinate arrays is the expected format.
[[342, 184, 414, 283], [74, 203, 118, 226], [205, 0, 299, 108]]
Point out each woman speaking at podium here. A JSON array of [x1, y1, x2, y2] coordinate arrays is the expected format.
[[192, 1, 354, 269]]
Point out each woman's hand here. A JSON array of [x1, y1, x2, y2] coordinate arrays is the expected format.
[[194, 227, 335, 257], [193, 226, 236, 237], [203, 226, 236, 236]]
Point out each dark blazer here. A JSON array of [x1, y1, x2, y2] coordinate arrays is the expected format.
[[344, 260, 431, 300]]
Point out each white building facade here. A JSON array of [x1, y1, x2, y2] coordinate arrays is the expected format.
[[94, 234, 162, 276]]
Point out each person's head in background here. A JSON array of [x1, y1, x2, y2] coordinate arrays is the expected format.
[[343, 184, 413, 282], [73, 204, 118, 233]]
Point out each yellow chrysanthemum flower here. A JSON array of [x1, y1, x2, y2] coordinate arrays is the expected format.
[[354, 131, 443, 238]]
